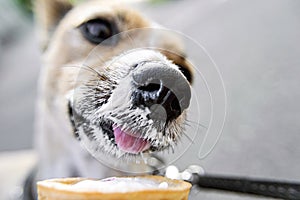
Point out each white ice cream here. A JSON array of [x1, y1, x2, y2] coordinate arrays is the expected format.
[[42, 177, 170, 193]]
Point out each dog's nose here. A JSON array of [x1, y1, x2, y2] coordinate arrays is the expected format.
[[132, 62, 191, 123]]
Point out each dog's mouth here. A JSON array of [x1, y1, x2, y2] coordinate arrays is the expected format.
[[69, 106, 158, 156], [101, 119, 151, 154], [113, 126, 151, 154], [69, 49, 191, 158]]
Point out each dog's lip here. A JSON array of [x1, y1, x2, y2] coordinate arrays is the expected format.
[[112, 125, 151, 154]]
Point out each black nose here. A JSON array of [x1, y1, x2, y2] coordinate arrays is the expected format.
[[131, 62, 191, 123], [134, 83, 182, 122]]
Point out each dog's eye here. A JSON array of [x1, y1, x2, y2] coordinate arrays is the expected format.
[[79, 19, 117, 45]]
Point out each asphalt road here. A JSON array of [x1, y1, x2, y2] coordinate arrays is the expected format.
[[0, 0, 300, 199]]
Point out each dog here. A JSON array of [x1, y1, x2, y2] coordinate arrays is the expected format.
[[24, 0, 193, 199]]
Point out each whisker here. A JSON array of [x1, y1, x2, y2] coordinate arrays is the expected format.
[[82, 64, 103, 78], [83, 64, 110, 81], [185, 119, 208, 129], [62, 64, 108, 81], [61, 64, 99, 77], [183, 122, 193, 128], [59, 80, 97, 84], [181, 131, 195, 144]]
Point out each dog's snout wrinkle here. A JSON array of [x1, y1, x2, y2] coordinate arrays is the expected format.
[[132, 62, 191, 123]]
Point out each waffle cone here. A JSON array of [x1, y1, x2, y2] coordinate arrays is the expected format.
[[37, 175, 191, 200]]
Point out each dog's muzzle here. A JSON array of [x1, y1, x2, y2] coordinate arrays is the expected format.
[[71, 50, 192, 157]]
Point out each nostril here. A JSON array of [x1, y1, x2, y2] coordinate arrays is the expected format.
[[138, 83, 161, 93], [170, 98, 181, 113]]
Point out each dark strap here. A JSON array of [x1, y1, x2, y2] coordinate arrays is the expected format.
[[191, 174, 300, 199]]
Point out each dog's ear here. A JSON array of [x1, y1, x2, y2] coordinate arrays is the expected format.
[[35, 0, 74, 50]]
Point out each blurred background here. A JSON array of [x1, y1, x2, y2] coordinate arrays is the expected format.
[[0, 0, 300, 199]]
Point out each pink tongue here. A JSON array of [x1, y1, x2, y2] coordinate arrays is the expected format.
[[113, 126, 150, 154]]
